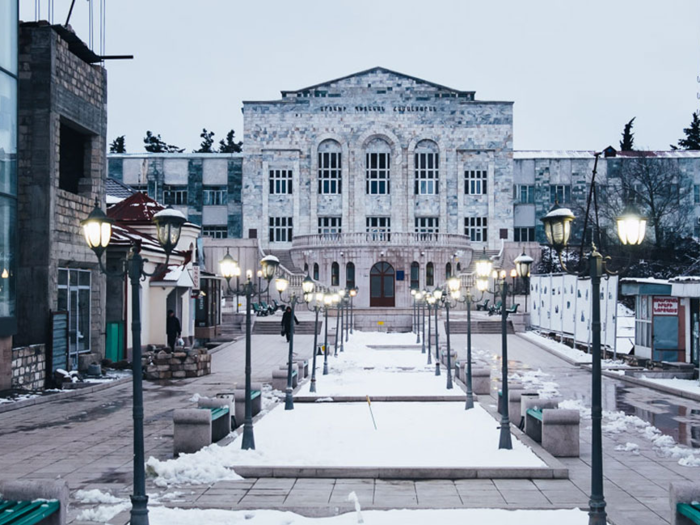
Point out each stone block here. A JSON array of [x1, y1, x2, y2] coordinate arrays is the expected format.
[[670, 482, 700, 525], [172, 371, 186, 378], [0, 479, 68, 525], [541, 409, 580, 457], [173, 409, 212, 455], [471, 368, 491, 395]]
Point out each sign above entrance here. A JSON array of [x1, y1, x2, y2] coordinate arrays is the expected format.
[[653, 297, 678, 316]]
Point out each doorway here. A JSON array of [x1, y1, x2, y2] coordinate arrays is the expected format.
[[370, 262, 395, 307]]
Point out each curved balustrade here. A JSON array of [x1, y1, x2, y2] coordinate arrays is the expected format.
[[292, 232, 471, 249]]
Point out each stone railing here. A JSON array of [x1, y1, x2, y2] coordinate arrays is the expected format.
[[292, 232, 471, 249]]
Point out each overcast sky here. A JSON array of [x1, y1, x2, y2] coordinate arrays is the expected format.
[[20, 0, 700, 153]]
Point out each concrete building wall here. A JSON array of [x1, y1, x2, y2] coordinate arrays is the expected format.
[[16, 23, 107, 365]]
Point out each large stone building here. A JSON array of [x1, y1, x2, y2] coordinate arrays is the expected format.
[[108, 67, 700, 317]]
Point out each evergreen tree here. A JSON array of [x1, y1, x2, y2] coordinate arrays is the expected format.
[[619, 117, 635, 151], [109, 135, 126, 153], [143, 131, 184, 153], [195, 128, 216, 153], [218, 129, 243, 153], [676, 111, 700, 150]]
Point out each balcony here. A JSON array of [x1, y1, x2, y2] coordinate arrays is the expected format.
[[291, 232, 471, 249]]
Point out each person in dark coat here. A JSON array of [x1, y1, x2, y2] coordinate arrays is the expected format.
[[166, 309, 181, 352], [281, 306, 299, 343]]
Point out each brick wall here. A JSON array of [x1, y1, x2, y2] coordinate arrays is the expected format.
[[11, 344, 46, 391]]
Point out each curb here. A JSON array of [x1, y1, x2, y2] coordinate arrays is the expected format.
[[294, 395, 467, 403], [0, 376, 133, 415], [515, 333, 590, 366], [600, 370, 700, 402]]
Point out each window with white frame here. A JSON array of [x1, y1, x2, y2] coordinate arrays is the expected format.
[[635, 295, 652, 348], [366, 217, 391, 240], [515, 185, 534, 204], [202, 226, 228, 239], [465, 217, 488, 242], [57, 268, 91, 368], [269, 217, 293, 242], [549, 184, 571, 204], [415, 217, 439, 240], [318, 217, 342, 235], [514, 227, 536, 242], [318, 140, 342, 194], [269, 169, 293, 195], [414, 141, 439, 195], [465, 170, 487, 195], [203, 186, 227, 205], [163, 185, 187, 205], [365, 138, 391, 195]]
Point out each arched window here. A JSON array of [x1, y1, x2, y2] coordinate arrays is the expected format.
[[457, 262, 462, 272], [318, 140, 342, 194], [414, 140, 439, 195], [346, 262, 355, 289], [331, 262, 339, 286], [313, 263, 319, 281], [304, 263, 309, 275], [365, 138, 391, 195], [446, 262, 452, 280], [426, 262, 434, 287], [410, 262, 420, 290]]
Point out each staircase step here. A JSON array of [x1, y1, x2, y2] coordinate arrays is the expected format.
[[252, 320, 322, 335], [446, 321, 514, 334]]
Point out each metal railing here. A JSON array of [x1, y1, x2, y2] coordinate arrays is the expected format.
[[292, 232, 471, 249]]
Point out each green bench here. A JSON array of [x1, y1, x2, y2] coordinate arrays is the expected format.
[[0, 500, 60, 525], [526, 407, 543, 421], [475, 299, 490, 311], [504, 303, 520, 317], [678, 502, 700, 523], [206, 406, 229, 421], [232, 384, 263, 428]]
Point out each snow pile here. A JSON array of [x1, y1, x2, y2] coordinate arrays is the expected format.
[[0, 392, 41, 404], [188, 393, 201, 403], [74, 489, 130, 522], [146, 507, 588, 525], [146, 443, 243, 487], [508, 369, 560, 399], [614, 442, 640, 455], [638, 377, 700, 396]]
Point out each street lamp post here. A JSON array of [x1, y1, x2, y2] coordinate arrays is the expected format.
[[432, 288, 442, 377], [426, 293, 434, 365], [415, 291, 425, 351], [220, 252, 279, 448], [349, 287, 357, 334], [81, 201, 187, 525], [305, 289, 325, 393], [323, 293, 332, 375], [411, 289, 417, 336], [333, 292, 341, 356], [276, 275, 315, 410], [514, 251, 534, 313], [437, 286, 454, 390], [541, 193, 646, 525]]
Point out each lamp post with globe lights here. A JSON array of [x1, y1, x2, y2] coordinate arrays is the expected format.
[[305, 289, 325, 393], [275, 275, 315, 410], [349, 287, 357, 334], [514, 251, 534, 313], [540, 195, 646, 525], [81, 201, 187, 525], [322, 293, 333, 375], [220, 252, 279, 449], [432, 288, 443, 376], [425, 292, 435, 366]]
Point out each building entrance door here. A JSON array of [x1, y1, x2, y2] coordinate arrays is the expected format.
[[370, 262, 395, 307]]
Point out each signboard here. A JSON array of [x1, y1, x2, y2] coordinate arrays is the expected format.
[[653, 297, 678, 316], [191, 265, 200, 290]]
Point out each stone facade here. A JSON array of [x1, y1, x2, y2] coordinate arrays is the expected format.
[[11, 344, 46, 391], [108, 154, 244, 239], [143, 348, 212, 380], [16, 23, 107, 364]]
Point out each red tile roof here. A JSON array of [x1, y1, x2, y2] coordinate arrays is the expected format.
[[107, 192, 166, 224]]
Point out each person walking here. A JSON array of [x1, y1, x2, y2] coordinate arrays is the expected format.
[[166, 309, 181, 352], [281, 306, 299, 343]]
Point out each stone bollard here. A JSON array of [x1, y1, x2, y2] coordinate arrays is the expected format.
[[669, 482, 700, 525], [472, 368, 491, 395], [0, 480, 68, 525], [173, 409, 212, 455], [542, 409, 580, 457]]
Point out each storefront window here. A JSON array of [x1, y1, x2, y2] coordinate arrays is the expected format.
[[57, 268, 92, 367]]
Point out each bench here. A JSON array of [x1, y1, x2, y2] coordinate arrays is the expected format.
[[440, 349, 458, 368], [271, 364, 298, 391], [0, 480, 68, 525], [488, 301, 503, 316], [671, 483, 700, 525], [295, 359, 309, 379], [475, 299, 490, 311], [523, 398, 559, 443], [504, 303, 520, 317], [174, 397, 232, 455], [251, 303, 268, 317], [232, 383, 263, 428]]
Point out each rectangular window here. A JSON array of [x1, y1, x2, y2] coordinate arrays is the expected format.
[[465, 170, 487, 195], [366, 153, 390, 194], [695, 185, 700, 204], [269, 217, 293, 242], [549, 185, 571, 204], [366, 217, 391, 240], [414, 152, 439, 195], [202, 226, 228, 239], [465, 217, 488, 242], [203, 186, 227, 205], [59, 123, 88, 195], [318, 152, 342, 194], [269, 169, 293, 195], [514, 227, 536, 242], [163, 185, 188, 205], [515, 185, 535, 204], [318, 217, 342, 235], [415, 217, 439, 240]]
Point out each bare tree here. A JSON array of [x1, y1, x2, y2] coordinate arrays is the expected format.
[[607, 155, 692, 248]]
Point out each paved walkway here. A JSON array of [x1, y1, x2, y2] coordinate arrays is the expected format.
[[0, 318, 697, 525]]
